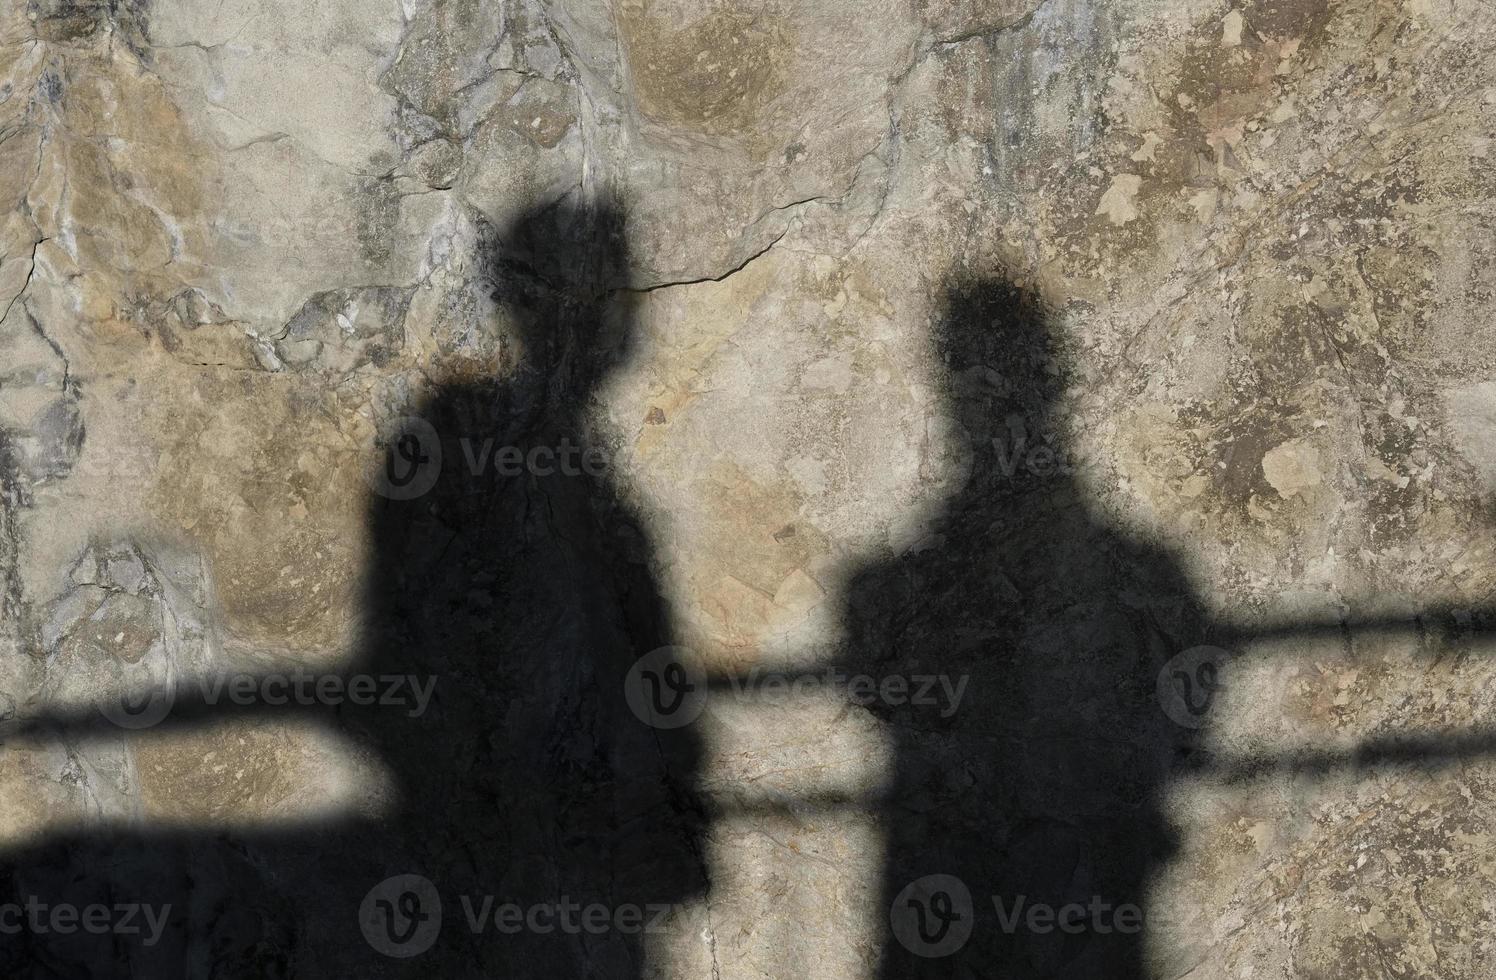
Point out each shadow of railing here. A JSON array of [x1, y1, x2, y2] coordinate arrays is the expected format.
[[5, 255, 1493, 980]]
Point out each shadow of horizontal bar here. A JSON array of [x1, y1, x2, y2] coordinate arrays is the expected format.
[[1203, 727, 1496, 784]]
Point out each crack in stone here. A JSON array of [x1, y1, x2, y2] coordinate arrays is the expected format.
[[0, 234, 46, 329], [931, 0, 1058, 47], [616, 227, 789, 295]]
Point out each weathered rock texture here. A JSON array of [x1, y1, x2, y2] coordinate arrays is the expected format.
[[2, 0, 1496, 976]]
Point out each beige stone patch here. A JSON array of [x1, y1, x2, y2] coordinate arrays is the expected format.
[[1130, 131, 1164, 163], [800, 351, 856, 393], [1096, 174, 1142, 225], [1222, 9, 1245, 47], [1187, 187, 1219, 222], [134, 721, 302, 823], [1261, 439, 1324, 498], [133, 716, 388, 826], [677, 459, 833, 659], [0, 742, 115, 847], [701, 573, 778, 653], [771, 567, 825, 615], [145, 371, 371, 655], [1443, 381, 1496, 496], [619, 6, 791, 137]]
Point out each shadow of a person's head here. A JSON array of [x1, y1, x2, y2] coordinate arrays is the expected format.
[[930, 273, 1072, 504], [841, 272, 1069, 667], [481, 199, 635, 415], [360, 198, 636, 594], [356, 195, 649, 721]]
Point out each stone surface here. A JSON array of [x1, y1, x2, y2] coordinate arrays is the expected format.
[[1, 0, 1496, 976]]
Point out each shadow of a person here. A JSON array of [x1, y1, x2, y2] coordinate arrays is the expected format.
[[0, 201, 707, 978], [841, 273, 1209, 979], [343, 198, 708, 975]]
